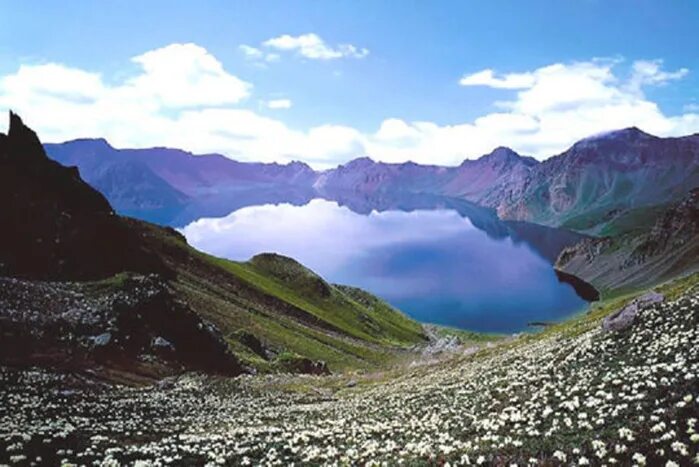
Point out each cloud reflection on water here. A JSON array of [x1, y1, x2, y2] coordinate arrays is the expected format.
[[181, 199, 586, 333]]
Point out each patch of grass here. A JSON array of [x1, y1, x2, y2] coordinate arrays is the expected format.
[[427, 324, 504, 345], [598, 203, 668, 237]]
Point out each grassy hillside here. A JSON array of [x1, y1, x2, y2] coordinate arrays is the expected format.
[[127, 219, 428, 372]]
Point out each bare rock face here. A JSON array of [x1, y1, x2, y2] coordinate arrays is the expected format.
[[602, 292, 664, 332]]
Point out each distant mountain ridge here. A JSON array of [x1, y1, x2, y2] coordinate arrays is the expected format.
[[46, 138, 316, 224], [45, 127, 699, 234]]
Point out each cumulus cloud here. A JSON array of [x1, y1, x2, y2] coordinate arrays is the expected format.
[[128, 43, 252, 108], [0, 43, 364, 166], [420, 59, 699, 161], [265, 98, 292, 109], [1, 44, 698, 168], [262, 33, 369, 60]]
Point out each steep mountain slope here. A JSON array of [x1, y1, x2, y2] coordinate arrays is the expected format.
[[489, 128, 699, 232], [556, 188, 699, 293], [441, 146, 538, 203], [313, 157, 447, 195], [0, 112, 169, 280], [47, 139, 317, 196], [2, 113, 428, 379], [313, 147, 539, 205], [44, 139, 191, 225]]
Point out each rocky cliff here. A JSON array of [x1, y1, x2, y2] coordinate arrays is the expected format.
[[555, 188, 699, 292]]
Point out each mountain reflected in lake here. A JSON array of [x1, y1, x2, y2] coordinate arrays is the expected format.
[[181, 199, 588, 333]]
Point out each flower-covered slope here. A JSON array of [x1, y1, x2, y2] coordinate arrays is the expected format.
[[1, 278, 697, 465]]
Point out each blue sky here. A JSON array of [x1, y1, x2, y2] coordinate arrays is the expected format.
[[1, 0, 698, 166]]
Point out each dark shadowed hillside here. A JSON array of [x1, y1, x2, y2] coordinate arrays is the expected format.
[[0, 112, 169, 280]]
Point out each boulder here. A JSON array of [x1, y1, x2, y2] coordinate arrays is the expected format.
[[636, 291, 665, 306], [602, 292, 664, 332]]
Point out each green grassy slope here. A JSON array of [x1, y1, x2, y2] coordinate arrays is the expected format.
[[128, 219, 428, 372]]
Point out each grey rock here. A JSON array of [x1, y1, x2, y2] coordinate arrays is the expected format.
[[346, 379, 357, 388], [603, 303, 638, 332], [636, 291, 664, 306], [90, 332, 112, 347], [152, 336, 175, 351], [602, 291, 664, 332]]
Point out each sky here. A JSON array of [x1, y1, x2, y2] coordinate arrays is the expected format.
[[1, 0, 698, 167]]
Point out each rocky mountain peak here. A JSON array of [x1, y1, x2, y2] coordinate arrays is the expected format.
[[3, 111, 46, 163], [466, 146, 535, 168], [343, 156, 376, 169], [574, 127, 656, 149], [607, 126, 653, 140], [488, 146, 520, 159]]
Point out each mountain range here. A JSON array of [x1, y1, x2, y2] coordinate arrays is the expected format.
[[46, 128, 699, 237]]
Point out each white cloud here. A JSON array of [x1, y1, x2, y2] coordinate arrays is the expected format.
[[239, 44, 263, 59], [0, 43, 362, 166], [262, 33, 368, 60], [627, 59, 688, 92], [1, 45, 698, 168], [392, 59, 698, 163], [265, 98, 292, 109], [459, 69, 536, 89], [128, 43, 251, 107], [239, 44, 279, 63]]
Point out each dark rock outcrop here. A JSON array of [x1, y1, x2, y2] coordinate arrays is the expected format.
[[0, 112, 168, 281], [554, 269, 600, 301]]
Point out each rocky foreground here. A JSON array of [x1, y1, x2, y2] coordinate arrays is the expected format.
[[1, 286, 698, 466]]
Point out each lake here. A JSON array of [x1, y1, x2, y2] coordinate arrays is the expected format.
[[181, 197, 589, 333]]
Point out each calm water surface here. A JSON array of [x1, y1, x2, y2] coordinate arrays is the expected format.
[[181, 199, 587, 333]]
